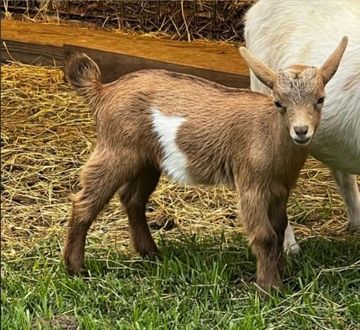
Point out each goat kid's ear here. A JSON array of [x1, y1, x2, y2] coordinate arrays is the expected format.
[[321, 36, 348, 85], [239, 47, 276, 89]]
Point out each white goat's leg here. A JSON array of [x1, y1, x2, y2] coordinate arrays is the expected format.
[[331, 169, 360, 232], [283, 171, 359, 255], [283, 224, 301, 254]]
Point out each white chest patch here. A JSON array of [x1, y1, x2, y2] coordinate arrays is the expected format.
[[151, 107, 193, 184]]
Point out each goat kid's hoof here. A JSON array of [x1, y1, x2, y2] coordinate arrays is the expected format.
[[64, 261, 88, 277], [139, 249, 161, 261], [67, 267, 89, 277], [255, 282, 282, 300], [255, 277, 282, 299]]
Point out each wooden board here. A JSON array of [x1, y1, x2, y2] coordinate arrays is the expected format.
[[1, 20, 250, 87], [63, 45, 248, 86], [1, 40, 63, 66]]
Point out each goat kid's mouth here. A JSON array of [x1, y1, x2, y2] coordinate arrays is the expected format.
[[292, 136, 312, 146]]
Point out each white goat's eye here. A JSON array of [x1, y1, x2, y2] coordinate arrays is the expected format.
[[317, 97, 325, 104]]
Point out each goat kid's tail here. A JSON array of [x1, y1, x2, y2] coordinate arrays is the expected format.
[[64, 52, 102, 104]]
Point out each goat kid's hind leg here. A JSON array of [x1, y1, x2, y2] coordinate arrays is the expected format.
[[64, 151, 134, 275], [119, 166, 160, 257], [239, 188, 282, 291], [332, 169, 360, 232]]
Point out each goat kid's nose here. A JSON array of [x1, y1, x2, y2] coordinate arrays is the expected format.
[[294, 125, 309, 137]]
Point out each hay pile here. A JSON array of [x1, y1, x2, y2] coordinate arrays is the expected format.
[[2, 0, 255, 42], [1, 62, 353, 259]]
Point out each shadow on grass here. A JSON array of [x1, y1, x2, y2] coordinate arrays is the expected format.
[[85, 234, 255, 285], [4, 232, 358, 295], [82, 233, 359, 292]]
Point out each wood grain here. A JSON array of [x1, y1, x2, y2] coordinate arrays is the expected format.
[[1, 20, 250, 87]]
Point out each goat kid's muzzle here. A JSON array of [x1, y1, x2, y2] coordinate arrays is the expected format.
[[290, 125, 314, 146]]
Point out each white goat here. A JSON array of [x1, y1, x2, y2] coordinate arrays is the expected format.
[[63, 39, 346, 291], [244, 0, 360, 253]]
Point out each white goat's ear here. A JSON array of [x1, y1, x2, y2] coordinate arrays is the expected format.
[[320, 36, 348, 85], [239, 47, 276, 89]]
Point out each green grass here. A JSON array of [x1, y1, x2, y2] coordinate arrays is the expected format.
[[2, 234, 359, 329]]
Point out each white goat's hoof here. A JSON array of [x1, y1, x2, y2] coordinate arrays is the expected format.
[[284, 242, 301, 255], [283, 224, 301, 254]]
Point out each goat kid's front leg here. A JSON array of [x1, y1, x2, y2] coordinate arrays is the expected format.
[[239, 189, 283, 291], [332, 169, 360, 232], [267, 193, 290, 278]]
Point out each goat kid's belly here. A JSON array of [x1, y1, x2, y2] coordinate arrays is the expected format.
[[156, 148, 234, 188]]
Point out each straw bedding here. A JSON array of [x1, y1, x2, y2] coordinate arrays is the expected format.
[[2, 0, 255, 42], [1, 62, 355, 259]]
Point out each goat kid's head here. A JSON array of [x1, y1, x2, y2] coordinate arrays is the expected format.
[[240, 36, 348, 146]]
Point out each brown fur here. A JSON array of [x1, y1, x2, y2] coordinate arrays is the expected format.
[[63, 40, 346, 291]]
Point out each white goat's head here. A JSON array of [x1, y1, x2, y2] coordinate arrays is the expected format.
[[240, 36, 348, 146]]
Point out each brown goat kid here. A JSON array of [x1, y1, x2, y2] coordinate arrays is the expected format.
[[63, 37, 347, 291]]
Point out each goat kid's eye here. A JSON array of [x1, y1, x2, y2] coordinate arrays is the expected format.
[[317, 97, 325, 104], [274, 101, 286, 113]]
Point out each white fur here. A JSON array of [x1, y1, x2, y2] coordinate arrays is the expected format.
[[245, 0, 360, 251], [283, 225, 300, 254], [333, 170, 360, 232], [151, 107, 193, 184]]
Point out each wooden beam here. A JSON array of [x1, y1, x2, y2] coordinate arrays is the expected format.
[[1, 40, 63, 66], [63, 45, 249, 87], [1, 20, 250, 87]]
